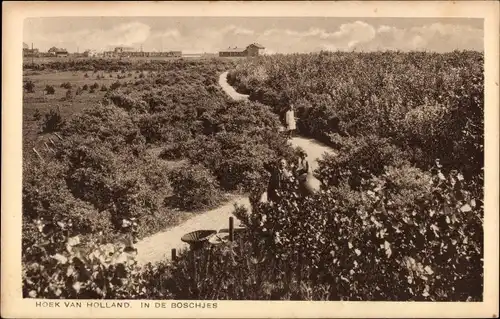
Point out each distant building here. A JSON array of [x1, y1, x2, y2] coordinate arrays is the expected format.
[[48, 46, 58, 56], [47, 47, 69, 57], [219, 43, 265, 57], [55, 49, 69, 57], [83, 49, 98, 57]]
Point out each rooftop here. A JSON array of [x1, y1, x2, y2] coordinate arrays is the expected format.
[[249, 43, 265, 49], [220, 47, 247, 53]]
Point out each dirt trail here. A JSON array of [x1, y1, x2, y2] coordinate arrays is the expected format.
[[135, 72, 334, 266]]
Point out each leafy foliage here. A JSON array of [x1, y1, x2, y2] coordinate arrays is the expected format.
[[45, 85, 55, 95], [41, 109, 65, 133], [24, 79, 35, 93], [23, 53, 483, 301], [228, 51, 484, 179], [167, 164, 223, 211]]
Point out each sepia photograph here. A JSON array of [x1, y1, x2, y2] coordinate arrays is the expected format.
[[2, 1, 499, 318]]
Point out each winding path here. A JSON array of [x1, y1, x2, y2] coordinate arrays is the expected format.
[[134, 72, 335, 266]]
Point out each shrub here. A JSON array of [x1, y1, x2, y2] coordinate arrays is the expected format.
[[41, 109, 64, 132], [33, 108, 42, 121], [110, 81, 121, 90], [60, 82, 72, 89], [167, 164, 222, 211], [107, 91, 148, 114], [24, 80, 35, 93], [65, 89, 73, 100], [316, 134, 410, 189], [82, 84, 89, 91], [231, 165, 482, 301], [90, 82, 99, 90], [45, 85, 55, 95], [22, 225, 160, 299], [101, 84, 108, 92]]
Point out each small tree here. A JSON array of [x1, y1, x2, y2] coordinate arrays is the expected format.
[[82, 84, 89, 91], [45, 85, 55, 95], [33, 108, 42, 121], [100, 84, 108, 92], [60, 82, 72, 89], [24, 80, 35, 93], [42, 109, 64, 133], [110, 81, 121, 90], [64, 89, 73, 100]]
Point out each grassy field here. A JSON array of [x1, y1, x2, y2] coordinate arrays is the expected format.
[[22, 69, 150, 156]]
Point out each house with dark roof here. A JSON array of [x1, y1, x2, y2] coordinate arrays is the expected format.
[[219, 43, 265, 57], [47, 47, 69, 57], [55, 49, 69, 57]]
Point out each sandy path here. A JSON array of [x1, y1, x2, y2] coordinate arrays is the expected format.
[[135, 72, 334, 266]]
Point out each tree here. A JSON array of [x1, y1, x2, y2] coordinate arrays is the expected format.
[[24, 80, 35, 93]]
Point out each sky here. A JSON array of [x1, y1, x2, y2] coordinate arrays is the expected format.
[[23, 17, 483, 54]]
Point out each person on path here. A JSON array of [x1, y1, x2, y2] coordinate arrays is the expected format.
[[267, 159, 292, 203], [295, 149, 310, 182], [285, 104, 296, 139]]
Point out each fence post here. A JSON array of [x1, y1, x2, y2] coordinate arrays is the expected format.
[[171, 248, 177, 262], [190, 248, 198, 298], [229, 217, 234, 242]]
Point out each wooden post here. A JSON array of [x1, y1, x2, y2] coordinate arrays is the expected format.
[[229, 217, 234, 242], [171, 248, 177, 261], [190, 248, 198, 298]]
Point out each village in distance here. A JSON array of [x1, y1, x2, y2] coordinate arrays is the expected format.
[[23, 42, 266, 61]]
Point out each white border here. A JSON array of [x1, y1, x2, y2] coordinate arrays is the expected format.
[[2, 1, 499, 318]]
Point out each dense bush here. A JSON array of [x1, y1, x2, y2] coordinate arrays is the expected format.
[[45, 85, 55, 95], [41, 109, 64, 133], [316, 134, 410, 189], [65, 88, 73, 100], [23, 54, 483, 301], [24, 79, 35, 93], [110, 81, 122, 90], [167, 164, 223, 211], [228, 51, 484, 179], [227, 164, 482, 301], [60, 82, 72, 89]]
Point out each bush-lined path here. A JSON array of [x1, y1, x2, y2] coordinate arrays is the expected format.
[[134, 71, 334, 265]]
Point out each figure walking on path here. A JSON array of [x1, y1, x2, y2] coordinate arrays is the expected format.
[[285, 104, 296, 139], [295, 148, 310, 182], [267, 159, 292, 203]]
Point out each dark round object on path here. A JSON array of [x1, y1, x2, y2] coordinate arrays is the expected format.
[[181, 230, 217, 250]]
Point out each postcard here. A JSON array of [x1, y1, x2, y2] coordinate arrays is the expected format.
[[2, 1, 499, 318]]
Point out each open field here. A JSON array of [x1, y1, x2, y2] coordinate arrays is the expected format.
[[23, 54, 226, 65], [23, 69, 152, 155]]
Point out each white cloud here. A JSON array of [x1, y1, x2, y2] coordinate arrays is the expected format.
[[89, 22, 151, 47], [26, 20, 483, 53]]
